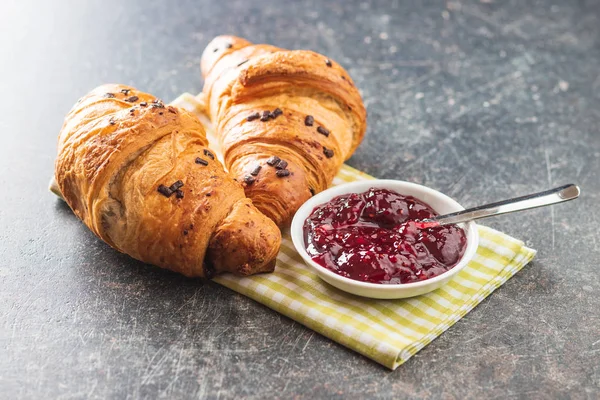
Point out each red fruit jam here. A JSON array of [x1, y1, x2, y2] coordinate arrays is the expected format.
[[303, 188, 468, 284]]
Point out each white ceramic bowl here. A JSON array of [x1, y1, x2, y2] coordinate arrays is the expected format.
[[290, 180, 479, 299]]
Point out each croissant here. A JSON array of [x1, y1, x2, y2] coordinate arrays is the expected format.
[[55, 84, 281, 278], [200, 35, 367, 226]]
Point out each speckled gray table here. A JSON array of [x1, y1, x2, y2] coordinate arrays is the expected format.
[[1, 1, 599, 398]]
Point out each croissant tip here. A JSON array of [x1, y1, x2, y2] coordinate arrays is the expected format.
[[240, 257, 277, 276]]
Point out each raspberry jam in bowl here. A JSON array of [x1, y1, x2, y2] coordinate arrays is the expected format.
[[291, 180, 479, 299], [303, 188, 468, 284]]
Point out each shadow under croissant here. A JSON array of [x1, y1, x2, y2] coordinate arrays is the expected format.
[[53, 196, 75, 215]]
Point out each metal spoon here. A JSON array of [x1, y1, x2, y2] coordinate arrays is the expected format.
[[418, 183, 580, 228]]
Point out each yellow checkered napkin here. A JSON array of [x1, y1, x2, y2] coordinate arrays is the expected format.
[[50, 93, 537, 370], [214, 171, 536, 370]]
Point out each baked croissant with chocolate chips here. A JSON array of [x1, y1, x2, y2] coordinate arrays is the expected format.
[[55, 84, 281, 278], [201, 35, 367, 227]]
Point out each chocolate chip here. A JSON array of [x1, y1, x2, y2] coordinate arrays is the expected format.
[[125, 96, 139, 102], [276, 169, 290, 177], [140, 102, 147, 107], [325, 59, 332, 67], [158, 185, 172, 197], [205, 193, 211, 197], [323, 147, 334, 158], [317, 126, 330, 137], [183, 230, 189, 235], [159, 112, 163, 115], [195, 157, 208, 166], [244, 175, 255, 185], [151, 99, 165, 108], [266, 156, 281, 166], [121, 89, 131, 95], [275, 160, 288, 170], [271, 108, 283, 118], [225, 43, 233, 49], [250, 165, 262, 176], [109, 117, 116, 125], [203, 149, 215, 159], [341, 75, 346, 80], [246, 112, 260, 122], [309, 187, 316, 196], [129, 108, 135, 113], [237, 59, 249, 67], [104, 93, 115, 98], [170, 180, 184, 192], [260, 108, 283, 120], [175, 189, 184, 199], [305, 115, 314, 126], [260, 110, 271, 121]]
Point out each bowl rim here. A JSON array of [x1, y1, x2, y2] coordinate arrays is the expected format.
[[290, 179, 479, 293]]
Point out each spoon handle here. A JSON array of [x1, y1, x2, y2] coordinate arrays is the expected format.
[[426, 184, 580, 227]]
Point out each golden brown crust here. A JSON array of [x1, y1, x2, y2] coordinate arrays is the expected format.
[[55, 84, 281, 277], [201, 36, 367, 226]]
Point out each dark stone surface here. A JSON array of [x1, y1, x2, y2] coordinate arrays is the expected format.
[[1, 0, 599, 398]]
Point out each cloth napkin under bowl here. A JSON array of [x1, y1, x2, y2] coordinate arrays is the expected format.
[[50, 93, 536, 370], [214, 166, 536, 369]]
